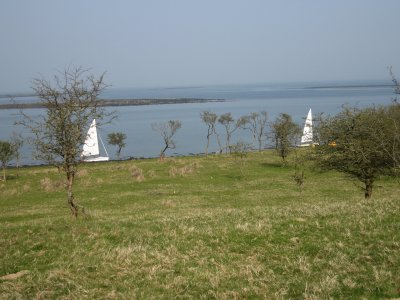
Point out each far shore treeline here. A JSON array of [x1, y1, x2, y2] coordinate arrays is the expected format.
[[0, 98, 225, 110]]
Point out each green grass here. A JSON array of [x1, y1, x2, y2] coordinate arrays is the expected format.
[[0, 151, 399, 299]]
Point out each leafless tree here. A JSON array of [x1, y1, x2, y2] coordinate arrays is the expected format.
[[200, 110, 222, 155], [240, 111, 268, 151], [389, 66, 400, 99], [152, 120, 182, 159], [218, 113, 247, 153], [20, 66, 113, 217]]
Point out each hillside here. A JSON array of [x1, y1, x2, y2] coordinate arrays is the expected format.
[[0, 151, 399, 299]]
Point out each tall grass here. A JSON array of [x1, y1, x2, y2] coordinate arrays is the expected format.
[[0, 151, 399, 299]]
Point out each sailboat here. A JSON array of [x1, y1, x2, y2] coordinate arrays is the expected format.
[[81, 119, 109, 162], [300, 108, 313, 147]]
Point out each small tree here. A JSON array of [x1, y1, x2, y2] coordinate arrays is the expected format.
[[200, 110, 222, 155], [270, 113, 301, 162], [218, 113, 235, 153], [313, 105, 398, 199], [229, 141, 252, 179], [389, 66, 400, 100], [152, 120, 182, 159], [241, 111, 268, 151], [10, 132, 24, 177], [0, 140, 15, 181], [385, 103, 400, 172], [107, 132, 126, 159], [218, 113, 247, 153], [20, 66, 111, 217], [388, 68, 400, 171]]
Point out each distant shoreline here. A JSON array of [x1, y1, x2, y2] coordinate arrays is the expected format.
[[0, 98, 225, 109], [305, 84, 393, 89]]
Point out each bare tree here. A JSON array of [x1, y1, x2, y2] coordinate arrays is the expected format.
[[241, 111, 268, 151], [20, 66, 112, 217], [218, 113, 247, 153], [152, 120, 182, 159], [200, 110, 222, 155], [229, 140, 252, 179], [389, 66, 400, 99], [107, 132, 127, 159]]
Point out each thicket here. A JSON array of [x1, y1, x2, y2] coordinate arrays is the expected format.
[[312, 104, 400, 199]]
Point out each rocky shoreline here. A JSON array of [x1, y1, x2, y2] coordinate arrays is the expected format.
[[0, 98, 225, 109]]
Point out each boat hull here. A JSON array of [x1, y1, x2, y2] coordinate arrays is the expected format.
[[83, 156, 109, 162]]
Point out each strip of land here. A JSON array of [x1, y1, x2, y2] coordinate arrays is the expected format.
[[0, 98, 225, 109]]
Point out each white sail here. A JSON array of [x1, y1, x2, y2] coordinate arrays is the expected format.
[[300, 108, 313, 146], [82, 119, 100, 157], [81, 119, 109, 162]]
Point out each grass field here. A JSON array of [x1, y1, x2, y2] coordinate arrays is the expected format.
[[0, 151, 399, 299]]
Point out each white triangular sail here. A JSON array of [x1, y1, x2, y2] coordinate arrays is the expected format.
[[82, 119, 100, 157], [300, 108, 313, 146], [81, 119, 109, 162]]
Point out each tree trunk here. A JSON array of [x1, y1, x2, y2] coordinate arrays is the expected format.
[[226, 133, 231, 153], [364, 180, 373, 199], [117, 147, 121, 160], [215, 131, 223, 154], [66, 171, 78, 217], [160, 144, 169, 160], [2, 165, 5, 181], [205, 136, 210, 157]]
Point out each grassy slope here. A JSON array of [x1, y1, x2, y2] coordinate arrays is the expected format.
[[0, 151, 399, 299]]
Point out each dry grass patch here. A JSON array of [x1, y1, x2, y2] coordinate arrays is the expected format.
[[146, 170, 157, 178], [76, 169, 89, 177], [169, 162, 201, 177], [130, 164, 145, 182], [40, 177, 64, 192]]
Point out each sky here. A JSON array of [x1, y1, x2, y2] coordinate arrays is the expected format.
[[1, 0, 400, 93]]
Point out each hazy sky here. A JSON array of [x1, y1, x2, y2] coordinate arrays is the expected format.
[[1, 0, 400, 93]]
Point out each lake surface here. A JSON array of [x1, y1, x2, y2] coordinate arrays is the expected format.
[[0, 81, 396, 165]]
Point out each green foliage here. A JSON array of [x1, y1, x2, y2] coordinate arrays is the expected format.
[[10, 132, 23, 171], [107, 132, 127, 159], [313, 105, 399, 199], [270, 113, 301, 162], [385, 103, 400, 171], [0, 140, 15, 180], [0, 152, 399, 298]]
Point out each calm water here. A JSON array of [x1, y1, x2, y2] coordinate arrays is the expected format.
[[0, 81, 396, 165]]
